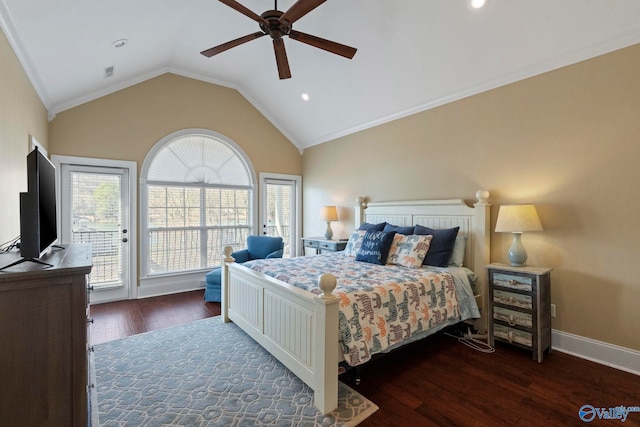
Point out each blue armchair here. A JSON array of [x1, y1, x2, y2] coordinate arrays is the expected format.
[[204, 235, 284, 302]]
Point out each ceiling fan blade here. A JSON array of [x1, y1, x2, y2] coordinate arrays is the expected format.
[[289, 30, 357, 59], [219, 0, 268, 25], [200, 32, 265, 57], [279, 0, 326, 24], [273, 39, 292, 79]]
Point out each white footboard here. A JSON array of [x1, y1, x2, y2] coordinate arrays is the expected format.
[[220, 246, 340, 413]]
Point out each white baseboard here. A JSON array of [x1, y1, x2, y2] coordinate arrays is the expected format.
[[138, 272, 206, 299], [552, 329, 640, 376]]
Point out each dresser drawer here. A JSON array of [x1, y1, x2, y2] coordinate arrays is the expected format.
[[493, 324, 533, 347], [492, 272, 533, 291], [493, 289, 532, 310], [494, 306, 533, 328]]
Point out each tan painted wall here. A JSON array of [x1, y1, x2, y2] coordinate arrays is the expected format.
[[49, 73, 302, 280], [0, 28, 49, 244], [49, 73, 301, 177], [303, 43, 640, 352]]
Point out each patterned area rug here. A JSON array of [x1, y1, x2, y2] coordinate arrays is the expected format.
[[93, 316, 378, 426]]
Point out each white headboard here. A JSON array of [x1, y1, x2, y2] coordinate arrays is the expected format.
[[354, 190, 491, 331]]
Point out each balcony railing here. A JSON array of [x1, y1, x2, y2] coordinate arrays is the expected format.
[[72, 229, 121, 285], [74, 224, 295, 281]]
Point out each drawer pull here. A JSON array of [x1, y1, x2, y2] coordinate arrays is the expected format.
[[508, 315, 517, 327]]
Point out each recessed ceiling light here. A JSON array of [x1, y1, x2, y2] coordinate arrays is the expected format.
[[301, 92, 310, 101], [112, 39, 128, 48], [470, 0, 488, 9]]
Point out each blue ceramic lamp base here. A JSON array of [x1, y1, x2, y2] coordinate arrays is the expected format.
[[508, 232, 528, 267], [324, 222, 333, 240]]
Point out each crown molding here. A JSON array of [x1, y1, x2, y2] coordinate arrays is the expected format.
[[300, 29, 640, 149]]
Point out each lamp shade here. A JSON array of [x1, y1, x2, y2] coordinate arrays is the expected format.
[[495, 204, 543, 233], [319, 206, 338, 222]]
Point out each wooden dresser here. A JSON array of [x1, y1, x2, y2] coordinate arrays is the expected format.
[[0, 244, 92, 426]]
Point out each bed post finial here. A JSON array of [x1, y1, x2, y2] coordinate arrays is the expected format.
[[223, 245, 235, 262], [318, 273, 337, 300], [475, 189, 490, 205], [355, 196, 368, 229], [356, 196, 368, 209]]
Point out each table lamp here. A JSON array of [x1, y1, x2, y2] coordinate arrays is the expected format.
[[320, 206, 338, 240], [495, 204, 543, 266]]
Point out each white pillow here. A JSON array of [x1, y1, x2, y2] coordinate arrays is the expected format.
[[448, 235, 467, 267]]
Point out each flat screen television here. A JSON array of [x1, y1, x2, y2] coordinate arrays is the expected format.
[[19, 147, 58, 260]]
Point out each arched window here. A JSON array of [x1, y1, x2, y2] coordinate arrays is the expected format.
[[141, 129, 255, 277]]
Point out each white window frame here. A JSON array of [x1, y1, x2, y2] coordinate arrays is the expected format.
[[139, 129, 257, 297]]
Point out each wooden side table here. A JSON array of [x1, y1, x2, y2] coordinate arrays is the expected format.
[[302, 237, 347, 255], [487, 263, 552, 362]]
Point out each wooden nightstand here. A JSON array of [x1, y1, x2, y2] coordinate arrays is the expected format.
[[487, 263, 552, 362], [302, 237, 347, 255]]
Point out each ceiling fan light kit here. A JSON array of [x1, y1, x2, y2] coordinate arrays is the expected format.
[[201, 0, 357, 79]]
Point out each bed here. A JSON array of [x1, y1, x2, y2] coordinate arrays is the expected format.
[[220, 191, 491, 413]]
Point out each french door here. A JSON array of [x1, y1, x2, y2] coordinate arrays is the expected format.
[[260, 173, 301, 257], [54, 157, 137, 303]]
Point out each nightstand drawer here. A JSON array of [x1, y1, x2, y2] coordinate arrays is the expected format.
[[494, 324, 533, 347], [318, 241, 340, 251], [493, 289, 532, 310], [492, 272, 533, 292], [494, 306, 533, 328], [304, 240, 319, 249]]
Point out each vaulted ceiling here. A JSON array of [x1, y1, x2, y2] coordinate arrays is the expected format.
[[2, 0, 640, 151]]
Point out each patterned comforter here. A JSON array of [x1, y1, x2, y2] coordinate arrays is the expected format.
[[243, 252, 480, 366]]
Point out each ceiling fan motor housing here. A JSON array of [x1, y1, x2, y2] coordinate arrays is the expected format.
[[260, 10, 291, 40]]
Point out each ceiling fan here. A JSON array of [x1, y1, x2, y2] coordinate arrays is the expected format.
[[201, 0, 357, 79]]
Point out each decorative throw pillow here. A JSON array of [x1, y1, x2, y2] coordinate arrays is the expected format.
[[343, 230, 367, 256], [358, 222, 386, 232], [355, 231, 396, 265], [383, 223, 415, 235], [414, 225, 460, 267], [387, 234, 433, 268], [448, 235, 467, 267]]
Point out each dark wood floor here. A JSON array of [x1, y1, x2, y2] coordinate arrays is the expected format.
[[90, 291, 640, 426], [89, 290, 220, 345]]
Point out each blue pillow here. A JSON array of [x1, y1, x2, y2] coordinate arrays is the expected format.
[[355, 231, 396, 265], [414, 225, 460, 267], [383, 223, 415, 235], [358, 222, 386, 232]]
